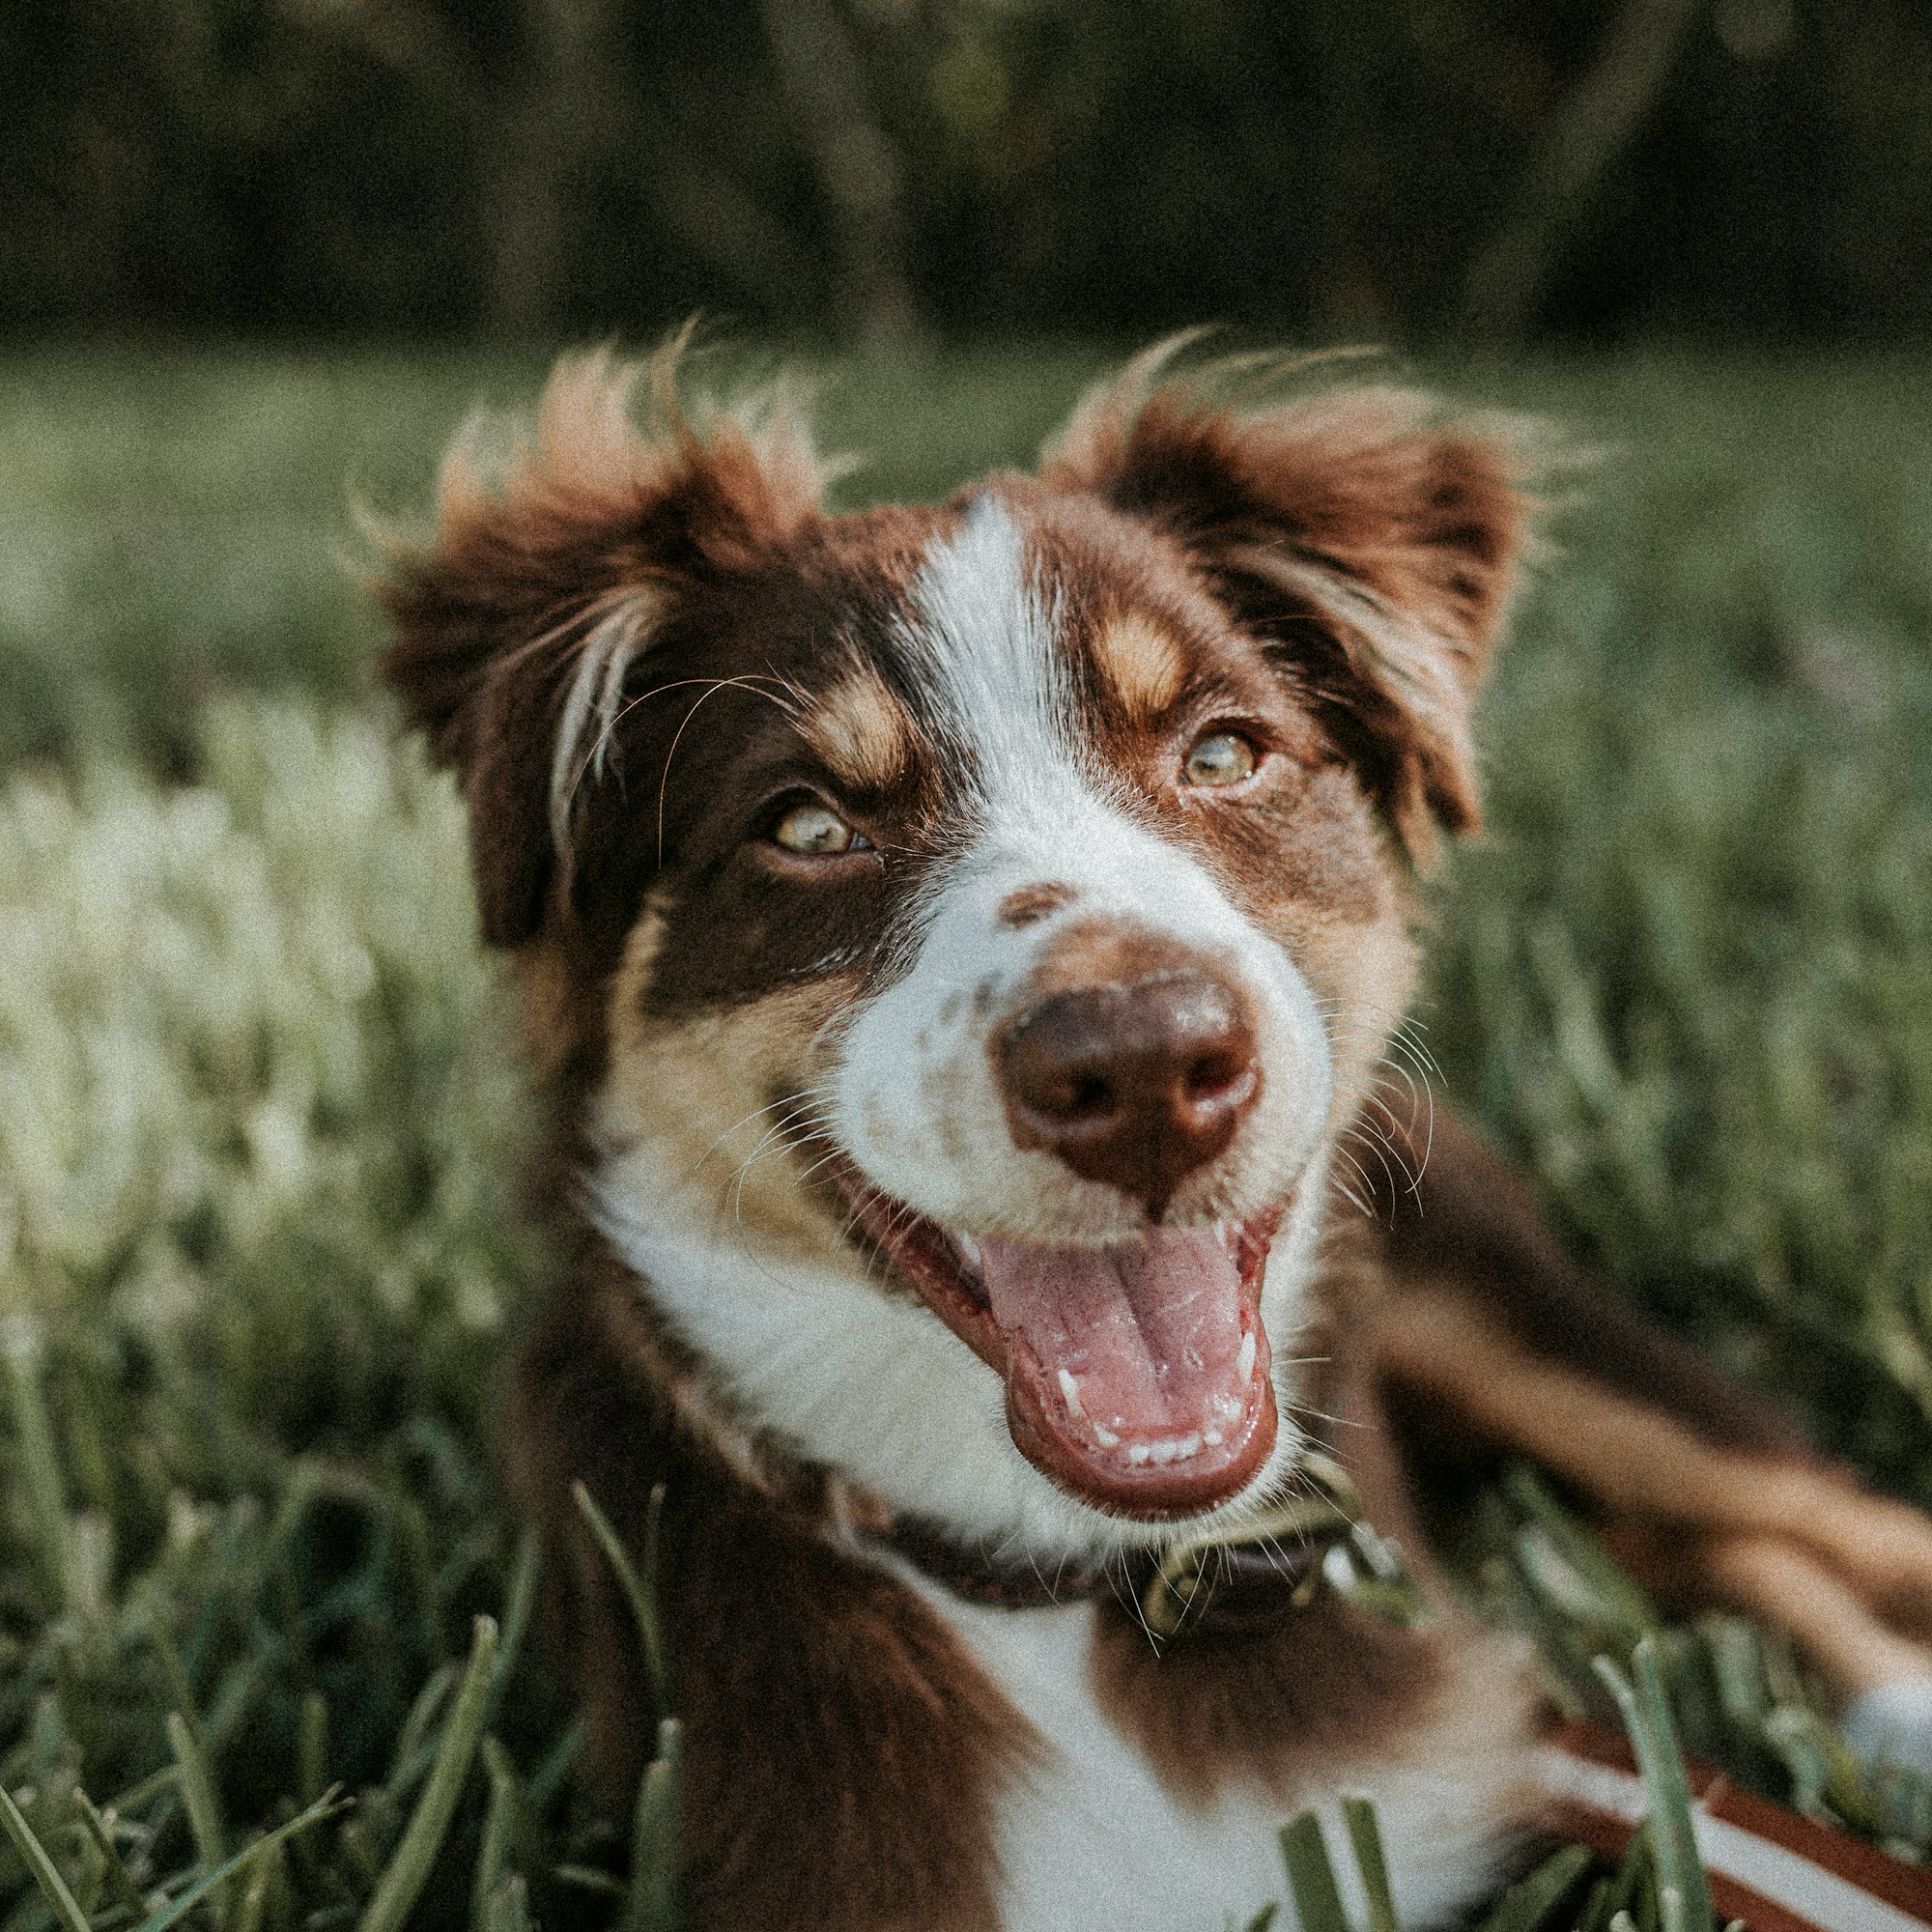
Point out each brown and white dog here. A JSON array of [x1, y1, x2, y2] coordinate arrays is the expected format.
[[380, 343, 1932, 1930]]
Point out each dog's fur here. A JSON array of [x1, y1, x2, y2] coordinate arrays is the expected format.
[[380, 343, 1932, 1931]]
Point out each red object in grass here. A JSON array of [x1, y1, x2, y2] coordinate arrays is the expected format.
[[1540, 1720, 1932, 1930]]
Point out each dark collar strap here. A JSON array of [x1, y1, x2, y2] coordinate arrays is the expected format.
[[871, 1454, 1429, 1637]]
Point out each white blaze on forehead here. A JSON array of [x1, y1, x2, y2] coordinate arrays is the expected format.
[[895, 493, 1071, 792]]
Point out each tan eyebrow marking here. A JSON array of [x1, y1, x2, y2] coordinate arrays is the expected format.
[[1092, 613, 1189, 722], [801, 668, 912, 789]]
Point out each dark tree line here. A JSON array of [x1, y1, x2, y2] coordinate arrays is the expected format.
[[6, 0, 1931, 345]]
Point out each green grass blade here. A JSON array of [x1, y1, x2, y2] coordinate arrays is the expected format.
[[470, 1737, 519, 1932], [1278, 1812, 1351, 1932], [624, 1716, 684, 1932], [1573, 1875, 1615, 1932], [150, 1621, 205, 1751], [1503, 1467, 1659, 1635], [133, 1792, 346, 1932], [298, 1690, 329, 1806], [574, 1481, 673, 1718], [168, 1708, 229, 1905], [1595, 1641, 1715, 1932], [355, 1612, 498, 1932], [386, 1660, 460, 1788], [554, 1864, 628, 1897], [2, 1319, 78, 1615], [0, 1783, 93, 1932], [231, 1844, 280, 1932], [491, 1531, 540, 1704], [1475, 1842, 1594, 1932], [485, 1874, 529, 1932], [525, 1716, 586, 1815], [1340, 1794, 1401, 1932], [231, 1871, 267, 1932], [1631, 1646, 1723, 1932], [74, 1787, 151, 1921]]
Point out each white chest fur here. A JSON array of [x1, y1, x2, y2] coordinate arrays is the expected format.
[[900, 1576, 1535, 1932]]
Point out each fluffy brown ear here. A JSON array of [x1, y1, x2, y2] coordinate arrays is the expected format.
[[1041, 346, 1540, 859], [376, 346, 827, 945]]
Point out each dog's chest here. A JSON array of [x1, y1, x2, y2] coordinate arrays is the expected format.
[[912, 1585, 1532, 1932]]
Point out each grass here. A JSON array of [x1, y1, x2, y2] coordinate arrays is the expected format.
[[2, 339, 1931, 1925]]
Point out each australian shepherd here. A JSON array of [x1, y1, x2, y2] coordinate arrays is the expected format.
[[379, 342, 1932, 1930]]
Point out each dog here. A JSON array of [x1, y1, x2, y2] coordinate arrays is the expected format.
[[378, 341, 1932, 1930]]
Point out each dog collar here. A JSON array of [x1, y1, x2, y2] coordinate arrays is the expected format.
[[871, 1453, 1429, 1637]]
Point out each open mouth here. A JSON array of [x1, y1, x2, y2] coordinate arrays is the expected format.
[[815, 1144, 1280, 1519]]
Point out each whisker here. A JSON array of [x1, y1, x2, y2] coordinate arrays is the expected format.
[[559, 668, 799, 842], [653, 677, 800, 865], [1328, 1151, 1376, 1221]]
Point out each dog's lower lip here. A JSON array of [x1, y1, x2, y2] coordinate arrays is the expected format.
[[809, 1138, 1279, 1518]]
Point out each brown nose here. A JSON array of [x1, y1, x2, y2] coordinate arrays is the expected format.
[[999, 971, 1261, 1212]]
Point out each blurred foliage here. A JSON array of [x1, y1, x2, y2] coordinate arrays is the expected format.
[[0, 702, 533, 1437], [6, 0, 1932, 347], [0, 706, 597, 1931]]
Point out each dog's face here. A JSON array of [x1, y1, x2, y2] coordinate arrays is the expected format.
[[384, 348, 1528, 1553]]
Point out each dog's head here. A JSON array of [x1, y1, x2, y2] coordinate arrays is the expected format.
[[382, 344, 1532, 1554]]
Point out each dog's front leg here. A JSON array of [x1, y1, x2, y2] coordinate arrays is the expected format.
[[1365, 1108, 1932, 1769]]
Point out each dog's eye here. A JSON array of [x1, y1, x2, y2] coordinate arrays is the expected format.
[[1182, 731, 1259, 788], [771, 801, 867, 856]]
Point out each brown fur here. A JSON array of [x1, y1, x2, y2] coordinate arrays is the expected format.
[[380, 339, 1932, 1926], [1043, 346, 1533, 859], [379, 351, 831, 947], [504, 1264, 1039, 1932], [996, 882, 1079, 928]]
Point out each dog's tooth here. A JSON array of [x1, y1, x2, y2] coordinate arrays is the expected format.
[[1057, 1369, 1086, 1420], [953, 1232, 983, 1273], [1208, 1392, 1244, 1425], [1203, 1428, 1224, 1447], [1236, 1333, 1257, 1384], [1093, 1422, 1121, 1449], [1137, 1433, 1205, 1467]]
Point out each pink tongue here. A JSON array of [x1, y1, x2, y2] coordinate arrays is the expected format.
[[979, 1226, 1247, 1437]]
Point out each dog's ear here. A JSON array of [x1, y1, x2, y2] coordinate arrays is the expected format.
[[1041, 348, 1538, 859], [377, 348, 827, 945]]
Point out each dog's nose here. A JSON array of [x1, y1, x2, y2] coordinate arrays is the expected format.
[[999, 971, 1260, 1211]]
